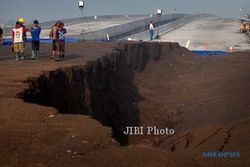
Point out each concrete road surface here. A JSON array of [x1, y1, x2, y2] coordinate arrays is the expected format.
[[159, 17, 250, 51]]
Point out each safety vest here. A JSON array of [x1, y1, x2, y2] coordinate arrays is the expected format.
[[13, 27, 24, 43]]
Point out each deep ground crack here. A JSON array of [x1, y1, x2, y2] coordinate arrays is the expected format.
[[195, 128, 222, 149], [219, 125, 236, 152]]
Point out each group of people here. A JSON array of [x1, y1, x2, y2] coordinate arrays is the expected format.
[[11, 18, 67, 61], [49, 21, 67, 61], [3, 19, 155, 61]]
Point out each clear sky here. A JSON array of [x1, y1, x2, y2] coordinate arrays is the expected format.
[[0, 0, 250, 23]]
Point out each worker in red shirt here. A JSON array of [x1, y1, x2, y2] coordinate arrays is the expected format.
[[12, 22, 29, 61], [18, 18, 27, 57]]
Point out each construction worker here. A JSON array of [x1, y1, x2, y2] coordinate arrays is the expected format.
[[17, 18, 27, 56], [149, 21, 155, 41], [12, 22, 29, 61]]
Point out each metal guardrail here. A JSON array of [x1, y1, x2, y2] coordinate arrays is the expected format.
[[2, 14, 214, 42], [125, 14, 214, 41], [2, 15, 148, 37], [77, 14, 189, 41]]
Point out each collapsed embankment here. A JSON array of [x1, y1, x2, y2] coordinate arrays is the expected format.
[[19, 42, 184, 145]]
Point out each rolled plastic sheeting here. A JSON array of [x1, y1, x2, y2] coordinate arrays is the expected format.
[[1, 38, 80, 46], [192, 50, 228, 56]]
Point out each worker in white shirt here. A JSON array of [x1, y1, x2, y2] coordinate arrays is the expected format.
[[149, 21, 155, 41], [12, 22, 29, 61]]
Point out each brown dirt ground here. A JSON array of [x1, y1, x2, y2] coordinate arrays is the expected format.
[[132, 46, 250, 166], [0, 42, 250, 167]]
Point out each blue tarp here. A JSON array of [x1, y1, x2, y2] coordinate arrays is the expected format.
[[192, 50, 228, 56], [1, 40, 230, 57], [1, 38, 80, 46]]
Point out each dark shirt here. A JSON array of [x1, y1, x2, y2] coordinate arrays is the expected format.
[[0, 27, 3, 36], [20, 24, 27, 41], [56, 28, 67, 42]]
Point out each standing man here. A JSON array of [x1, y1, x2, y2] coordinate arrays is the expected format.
[[49, 21, 60, 59], [0, 27, 3, 45], [55, 22, 67, 61], [30, 20, 41, 60], [12, 22, 29, 61], [18, 18, 27, 56], [149, 21, 155, 41]]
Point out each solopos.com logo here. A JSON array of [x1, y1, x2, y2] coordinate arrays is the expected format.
[[202, 152, 240, 158]]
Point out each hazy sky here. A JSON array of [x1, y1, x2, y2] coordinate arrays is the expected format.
[[0, 0, 250, 22]]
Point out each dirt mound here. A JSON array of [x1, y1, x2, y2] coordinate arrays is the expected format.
[[132, 45, 250, 154]]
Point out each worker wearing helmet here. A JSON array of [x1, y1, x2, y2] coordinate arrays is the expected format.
[[18, 18, 26, 39], [18, 18, 25, 24], [17, 18, 27, 56], [12, 22, 29, 61]]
